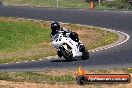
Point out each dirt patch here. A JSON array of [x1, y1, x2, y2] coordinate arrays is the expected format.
[[0, 79, 131, 88], [0, 81, 84, 88]]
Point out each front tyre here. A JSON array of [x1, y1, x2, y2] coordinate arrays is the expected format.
[[59, 46, 73, 62], [82, 50, 89, 60], [79, 45, 89, 60]]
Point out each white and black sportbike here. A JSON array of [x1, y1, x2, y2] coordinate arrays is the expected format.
[[50, 22, 89, 62], [52, 30, 89, 61]]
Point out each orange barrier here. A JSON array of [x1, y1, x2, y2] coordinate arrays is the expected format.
[[76, 66, 131, 85], [90, 0, 94, 9]]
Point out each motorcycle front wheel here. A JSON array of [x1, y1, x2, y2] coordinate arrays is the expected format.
[[59, 46, 73, 62], [79, 45, 89, 60], [81, 50, 89, 60]]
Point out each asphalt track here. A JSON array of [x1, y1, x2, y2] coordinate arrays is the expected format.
[[0, 5, 132, 71]]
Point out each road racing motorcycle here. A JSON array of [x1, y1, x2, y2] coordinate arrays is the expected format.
[[51, 30, 89, 62]]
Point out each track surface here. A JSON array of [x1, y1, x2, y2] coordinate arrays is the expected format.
[[0, 5, 132, 71]]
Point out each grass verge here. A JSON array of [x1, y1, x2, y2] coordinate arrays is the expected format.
[[2, 0, 117, 10], [0, 72, 75, 84], [3, 0, 89, 8], [3, 0, 132, 10], [0, 17, 118, 64], [0, 68, 131, 88]]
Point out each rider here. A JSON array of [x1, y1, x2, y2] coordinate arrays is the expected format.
[[50, 22, 86, 57], [50, 22, 79, 43]]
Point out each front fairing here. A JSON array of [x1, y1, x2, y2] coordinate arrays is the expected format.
[[52, 33, 64, 49], [52, 32, 83, 57]]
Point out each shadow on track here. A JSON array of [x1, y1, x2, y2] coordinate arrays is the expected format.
[[50, 58, 86, 62]]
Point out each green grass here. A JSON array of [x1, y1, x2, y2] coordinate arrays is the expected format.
[[127, 68, 132, 73], [95, 4, 115, 10], [4, 0, 89, 8], [0, 20, 50, 52], [0, 17, 119, 64], [3, 0, 132, 10], [0, 68, 131, 84], [0, 72, 75, 84]]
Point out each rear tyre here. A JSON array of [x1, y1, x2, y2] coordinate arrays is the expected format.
[[59, 46, 73, 62]]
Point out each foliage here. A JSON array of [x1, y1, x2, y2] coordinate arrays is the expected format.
[[102, 0, 131, 9]]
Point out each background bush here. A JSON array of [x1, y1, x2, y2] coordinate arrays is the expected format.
[[102, 0, 131, 9]]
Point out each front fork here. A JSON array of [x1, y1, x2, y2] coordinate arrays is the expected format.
[[57, 44, 72, 58]]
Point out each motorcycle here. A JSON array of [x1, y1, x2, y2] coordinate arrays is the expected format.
[[51, 30, 89, 62]]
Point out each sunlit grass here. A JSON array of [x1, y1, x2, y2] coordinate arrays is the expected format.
[[0, 19, 51, 53]]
